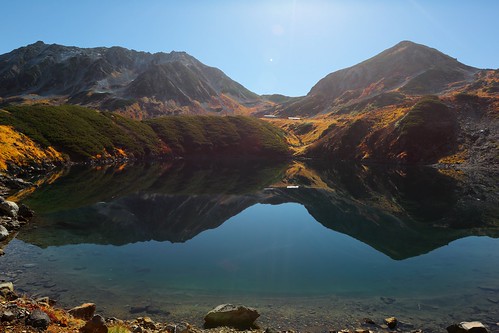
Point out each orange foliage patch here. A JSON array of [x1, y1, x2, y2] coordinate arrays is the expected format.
[[0, 125, 65, 171]]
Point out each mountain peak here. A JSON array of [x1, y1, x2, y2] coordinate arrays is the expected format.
[[381, 40, 449, 59], [308, 40, 477, 100], [31, 40, 46, 46], [392, 40, 419, 48]]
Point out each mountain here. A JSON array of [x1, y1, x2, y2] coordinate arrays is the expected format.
[[0, 41, 263, 117], [0, 40, 497, 167], [263, 41, 498, 167], [272, 41, 479, 117]]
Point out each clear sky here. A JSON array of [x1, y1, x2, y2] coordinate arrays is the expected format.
[[2, 0, 498, 96]]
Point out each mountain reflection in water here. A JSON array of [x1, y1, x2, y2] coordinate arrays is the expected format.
[[20, 160, 499, 260]]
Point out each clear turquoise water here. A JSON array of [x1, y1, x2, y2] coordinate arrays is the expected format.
[[1, 162, 498, 332]]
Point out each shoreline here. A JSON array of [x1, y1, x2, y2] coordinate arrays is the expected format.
[[0, 284, 425, 333]]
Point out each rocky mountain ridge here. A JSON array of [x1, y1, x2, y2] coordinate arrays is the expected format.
[[0, 40, 497, 167], [0, 41, 262, 117], [270, 41, 480, 117]]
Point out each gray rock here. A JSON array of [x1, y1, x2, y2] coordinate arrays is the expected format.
[[174, 322, 190, 333], [36, 297, 55, 306], [204, 304, 260, 328], [18, 204, 34, 221], [447, 321, 489, 333], [1, 310, 16, 322], [0, 198, 18, 218], [80, 314, 108, 333], [0, 285, 18, 301], [26, 309, 51, 329], [0, 282, 14, 292], [69, 303, 96, 320], [4, 219, 20, 230], [0, 225, 9, 241]]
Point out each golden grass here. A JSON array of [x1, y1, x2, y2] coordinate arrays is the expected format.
[[264, 118, 339, 153], [0, 125, 64, 171], [438, 148, 468, 165]]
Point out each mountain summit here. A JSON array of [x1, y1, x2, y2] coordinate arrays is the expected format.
[[312, 40, 476, 96], [274, 40, 479, 116], [0, 41, 262, 117]]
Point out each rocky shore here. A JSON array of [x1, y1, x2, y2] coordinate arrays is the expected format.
[[0, 284, 495, 333], [0, 173, 496, 333], [0, 174, 35, 257]]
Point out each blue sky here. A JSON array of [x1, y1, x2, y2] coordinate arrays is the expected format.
[[2, 0, 498, 96]]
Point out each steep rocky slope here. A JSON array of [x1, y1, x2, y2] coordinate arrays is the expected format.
[[0, 41, 264, 117], [272, 41, 478, 117]]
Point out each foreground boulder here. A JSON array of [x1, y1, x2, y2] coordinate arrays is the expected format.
[[204, 304, 259, 328], [26, 309, 51, 329], [0, 197, 19, 218], [0, 225, 9, 241], [447, 321, 489, 333], [69, 303, 96, 320]]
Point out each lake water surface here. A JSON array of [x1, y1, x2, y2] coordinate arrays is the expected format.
[[1, 161, 498, 332]]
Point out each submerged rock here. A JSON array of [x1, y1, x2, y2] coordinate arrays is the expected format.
[[447, 321, 489, 333], [69, 302, 96, 320], [362, 318, 376, 325], [204, 304, 260, 328], [26, 309, 51, 329]]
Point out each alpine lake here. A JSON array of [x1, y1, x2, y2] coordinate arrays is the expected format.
[[1, 160, 498, 332]]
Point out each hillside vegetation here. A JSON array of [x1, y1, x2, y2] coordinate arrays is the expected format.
[[303, 96, 460, 164], [0, 105, 166, 161], [0, 105, 290, 171], [146, 115, 290, 157]]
